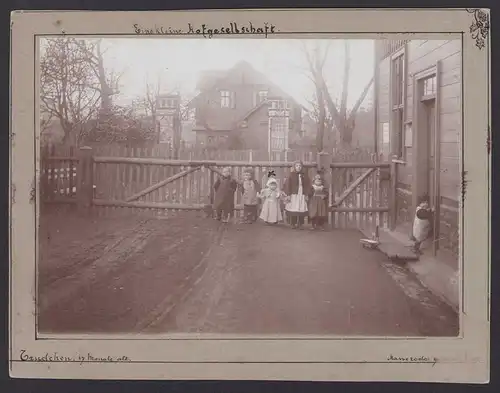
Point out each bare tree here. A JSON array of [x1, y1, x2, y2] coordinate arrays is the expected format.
[[305, 93, 334, 149], [132, 76, 160, 117], [40, 37, 123, 146], [40, 38, 101, 146], [300, 41, 330, 152], [78, 39, 122, 115], [301, 40, 374, 151], [40, 106, 54, 140]]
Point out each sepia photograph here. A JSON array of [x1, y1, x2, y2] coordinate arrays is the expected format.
[[37, 36, 461, 337], [10, 9, 490, 382]]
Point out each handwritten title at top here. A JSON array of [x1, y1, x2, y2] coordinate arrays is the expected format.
[[133, 22, 277, 38]]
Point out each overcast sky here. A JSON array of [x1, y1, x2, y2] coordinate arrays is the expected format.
[[83, 38, 375, 111]]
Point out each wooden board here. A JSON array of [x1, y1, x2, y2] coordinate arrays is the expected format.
[[377, 242, 419, 261]]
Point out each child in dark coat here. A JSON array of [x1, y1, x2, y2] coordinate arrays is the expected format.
[[283, 160, 311, 229], [213, 167, 238, 223], [308, 174, 329, 230]]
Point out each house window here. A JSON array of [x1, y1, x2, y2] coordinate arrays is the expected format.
[[257, 90, 268, 104], [220, 90, 235, 108], [221, 91, 230, 107], [391, 51, 405, 158], [423, 75, 437, 97], [271, 100, 290, 112], [270, 117, 288, 151], [274, 122, 287, 136], [271, 100, 285, 110], [271, 137, 285, 150]]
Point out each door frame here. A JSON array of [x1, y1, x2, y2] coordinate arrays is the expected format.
[[411, 62, 441, 255]]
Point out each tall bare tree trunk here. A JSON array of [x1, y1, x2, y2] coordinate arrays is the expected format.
[[340, 41, 352, 149], [316, 86, 325, 153], [96, 41, 113, 115], [314, 43, 327, 153], [340, 40, 350, 121]]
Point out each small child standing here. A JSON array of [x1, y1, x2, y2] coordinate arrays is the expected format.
[[213, 167, 238, 223], [258, 177, 283, 225], [411, 195, 434, 254], [308, 174, 329, 230], [283, 160, 310, 229], [239, 169, 261, 223]]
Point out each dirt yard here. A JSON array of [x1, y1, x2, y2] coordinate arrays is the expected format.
[[37, 209, 459, 336], [38, 210, 221, 333]]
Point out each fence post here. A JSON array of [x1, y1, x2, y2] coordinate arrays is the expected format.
[[317, 151, 332, 174], [209, 169, 215, 206], [330, 169, 336, 229], [317, 151, 333, 227], [389, 155, 397, 230], [77, 146, 94, 213]]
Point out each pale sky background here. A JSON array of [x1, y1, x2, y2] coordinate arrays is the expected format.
[[98, 38, 375, 111]]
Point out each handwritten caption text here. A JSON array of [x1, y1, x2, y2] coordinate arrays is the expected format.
[[133, 22, 277, 38], [20, 349, 131, 365]]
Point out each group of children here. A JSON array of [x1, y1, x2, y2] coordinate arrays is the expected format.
[[213, 161, 329, 230], [212, 160, 435, 253]]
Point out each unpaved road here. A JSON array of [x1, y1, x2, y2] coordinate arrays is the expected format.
[[38, 213, 459, 336]]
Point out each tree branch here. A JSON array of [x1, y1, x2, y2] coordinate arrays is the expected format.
[[347, 76, 374, 123], [339, 40, 350, 119]]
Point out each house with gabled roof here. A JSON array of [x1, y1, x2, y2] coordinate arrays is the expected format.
[[188, 60, 306, 152]]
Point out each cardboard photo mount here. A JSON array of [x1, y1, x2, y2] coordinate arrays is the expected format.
[[9, 8, 490, 382]]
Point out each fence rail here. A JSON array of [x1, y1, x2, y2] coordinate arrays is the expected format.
[[94, 156, 318, 168], [87, 144, 318, 163]]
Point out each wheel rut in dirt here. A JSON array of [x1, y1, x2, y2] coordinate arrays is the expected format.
[[38, 214, 220, 333]]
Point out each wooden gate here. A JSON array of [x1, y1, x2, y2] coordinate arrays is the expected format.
[[329, 161, 391, 232], [90, 156, 320, 217], [41, 146, 394, 231], [41, 146, 317, 218]]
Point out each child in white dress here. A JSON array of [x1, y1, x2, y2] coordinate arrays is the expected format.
[[258, 177, 283, 224]]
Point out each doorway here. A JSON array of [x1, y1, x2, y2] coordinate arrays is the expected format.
[[423, 98, 436, 210], [413, 67, 440, 255]]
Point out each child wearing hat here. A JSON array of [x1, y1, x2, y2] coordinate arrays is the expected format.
[[239, 168, 261, 223], [258, 175, 284, 225]]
